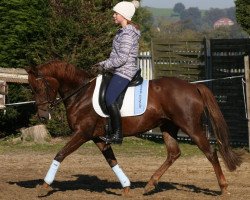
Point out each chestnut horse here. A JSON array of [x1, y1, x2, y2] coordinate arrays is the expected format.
[[26, 60, 241, 196]]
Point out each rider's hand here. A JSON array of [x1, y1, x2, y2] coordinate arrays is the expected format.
[[91, 63, 103, 75]]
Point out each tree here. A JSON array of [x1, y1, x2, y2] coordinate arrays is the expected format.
[[0, 0, 50, 68], [0, 0, 153, 68], [235, 0, 250, 35], [180, 7, 201, 30], [202, 8, 226, 27], [134, 7, 153, 50], [203, 24, 249, 39], [226, 7, 236, 22], [173, 3, 185, 15], [0, 0, 49, 137], [45, 0, 152, 68], [45, 0, 117, 69]]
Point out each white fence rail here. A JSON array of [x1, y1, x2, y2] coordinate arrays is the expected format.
[[138, 51, 153, 80]]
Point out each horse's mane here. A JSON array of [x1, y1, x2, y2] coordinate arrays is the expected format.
[[38, 60, 91, 83]]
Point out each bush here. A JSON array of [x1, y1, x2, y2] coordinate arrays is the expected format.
[[0, 0, 153, 137]]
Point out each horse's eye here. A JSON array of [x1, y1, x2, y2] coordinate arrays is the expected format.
[[36, 88, 43, 93]]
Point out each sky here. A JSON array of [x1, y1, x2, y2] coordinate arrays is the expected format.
[[141, 0, 236, 9]]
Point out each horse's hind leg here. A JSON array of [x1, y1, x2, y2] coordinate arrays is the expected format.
[[187, 127, 228, 194], [93, 138, 131, 196], [145, 123, 180, 194]]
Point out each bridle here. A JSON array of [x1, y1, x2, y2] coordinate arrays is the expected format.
[[29, 74, 56, 109], [31, 72, 96, 110]]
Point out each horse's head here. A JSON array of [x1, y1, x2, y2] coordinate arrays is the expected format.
[[26, 67, 59, 122]]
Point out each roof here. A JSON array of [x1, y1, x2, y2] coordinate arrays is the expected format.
[[214, 18, 234, 29]]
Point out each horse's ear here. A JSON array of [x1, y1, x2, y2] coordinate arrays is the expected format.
[[24, 66, 38, 76], [24, 67, 31, 74]]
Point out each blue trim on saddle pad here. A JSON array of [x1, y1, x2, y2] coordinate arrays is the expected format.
[[134, 80, 148, 115]]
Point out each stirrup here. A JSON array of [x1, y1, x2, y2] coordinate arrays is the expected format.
[[99, 135, 122, 145], [99, 136, 112, 144]]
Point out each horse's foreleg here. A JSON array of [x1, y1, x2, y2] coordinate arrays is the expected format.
[[93, 138, 131, 196], [145, 131, 181, 194], [38, 131, 88, 197]]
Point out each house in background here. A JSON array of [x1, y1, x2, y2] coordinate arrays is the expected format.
[[213, 17, 234, 29]]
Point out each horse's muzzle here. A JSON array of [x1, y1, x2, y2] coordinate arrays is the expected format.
[[38, 112, 51, 123]]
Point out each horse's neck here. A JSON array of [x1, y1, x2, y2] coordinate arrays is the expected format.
[[42, 62, 90, 99], [58, 79, 84, 97], [57, 73, 90, 100]]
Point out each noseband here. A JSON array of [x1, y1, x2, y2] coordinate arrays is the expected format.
[[30, 73, 57, 109]]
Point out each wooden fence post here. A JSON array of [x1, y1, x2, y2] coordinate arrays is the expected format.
[[0, 80, 7, 109], [244, 55, 250, 151]]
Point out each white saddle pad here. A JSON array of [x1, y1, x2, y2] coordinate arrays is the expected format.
[[92, 75, 149, 117]]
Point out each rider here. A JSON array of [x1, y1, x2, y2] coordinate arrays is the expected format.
[[97, 0, 141, 144]]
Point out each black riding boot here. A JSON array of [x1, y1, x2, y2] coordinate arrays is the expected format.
[[102, 103, 123, 144]]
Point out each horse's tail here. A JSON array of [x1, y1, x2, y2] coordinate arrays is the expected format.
[[196, 83, 242, 171]]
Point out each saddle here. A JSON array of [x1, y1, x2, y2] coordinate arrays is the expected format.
[[99, 69, 143, 115]]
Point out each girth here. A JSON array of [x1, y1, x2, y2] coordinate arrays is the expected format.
[[99, 69, 143, 115]]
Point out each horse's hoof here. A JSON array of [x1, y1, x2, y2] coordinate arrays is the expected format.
[[122, 186, 131, 197], [144, 183, 156, 194], [221, 188, 231, 195], [36, 183, 52, 197]]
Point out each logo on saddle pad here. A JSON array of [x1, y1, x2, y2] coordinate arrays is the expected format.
[[92, 75, 149, 117]]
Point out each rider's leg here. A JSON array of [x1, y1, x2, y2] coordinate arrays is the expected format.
[[104, 103, 123, 144], [102, 74, 129, 144]]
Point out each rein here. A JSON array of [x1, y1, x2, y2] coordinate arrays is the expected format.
[[34, 72, 96, 110], [49, 77, 97, 109]]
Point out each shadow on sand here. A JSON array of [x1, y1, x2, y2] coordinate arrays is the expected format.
[[8, 174, 220, 197]]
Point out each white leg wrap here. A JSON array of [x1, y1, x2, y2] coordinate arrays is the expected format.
[[112, 164, 131, 188], [44, 160, 60, 185]]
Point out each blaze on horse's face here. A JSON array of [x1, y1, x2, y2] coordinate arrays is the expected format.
[[26, 68, 59, 122]]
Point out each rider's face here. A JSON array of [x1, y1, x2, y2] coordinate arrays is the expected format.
[[113, 12, 127, 26]]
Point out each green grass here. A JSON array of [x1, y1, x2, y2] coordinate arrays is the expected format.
[[145, 7, 176, 17], [0, 137, 203, 157], [0, 140, 63, 154], [144, 7, 207, 19]]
